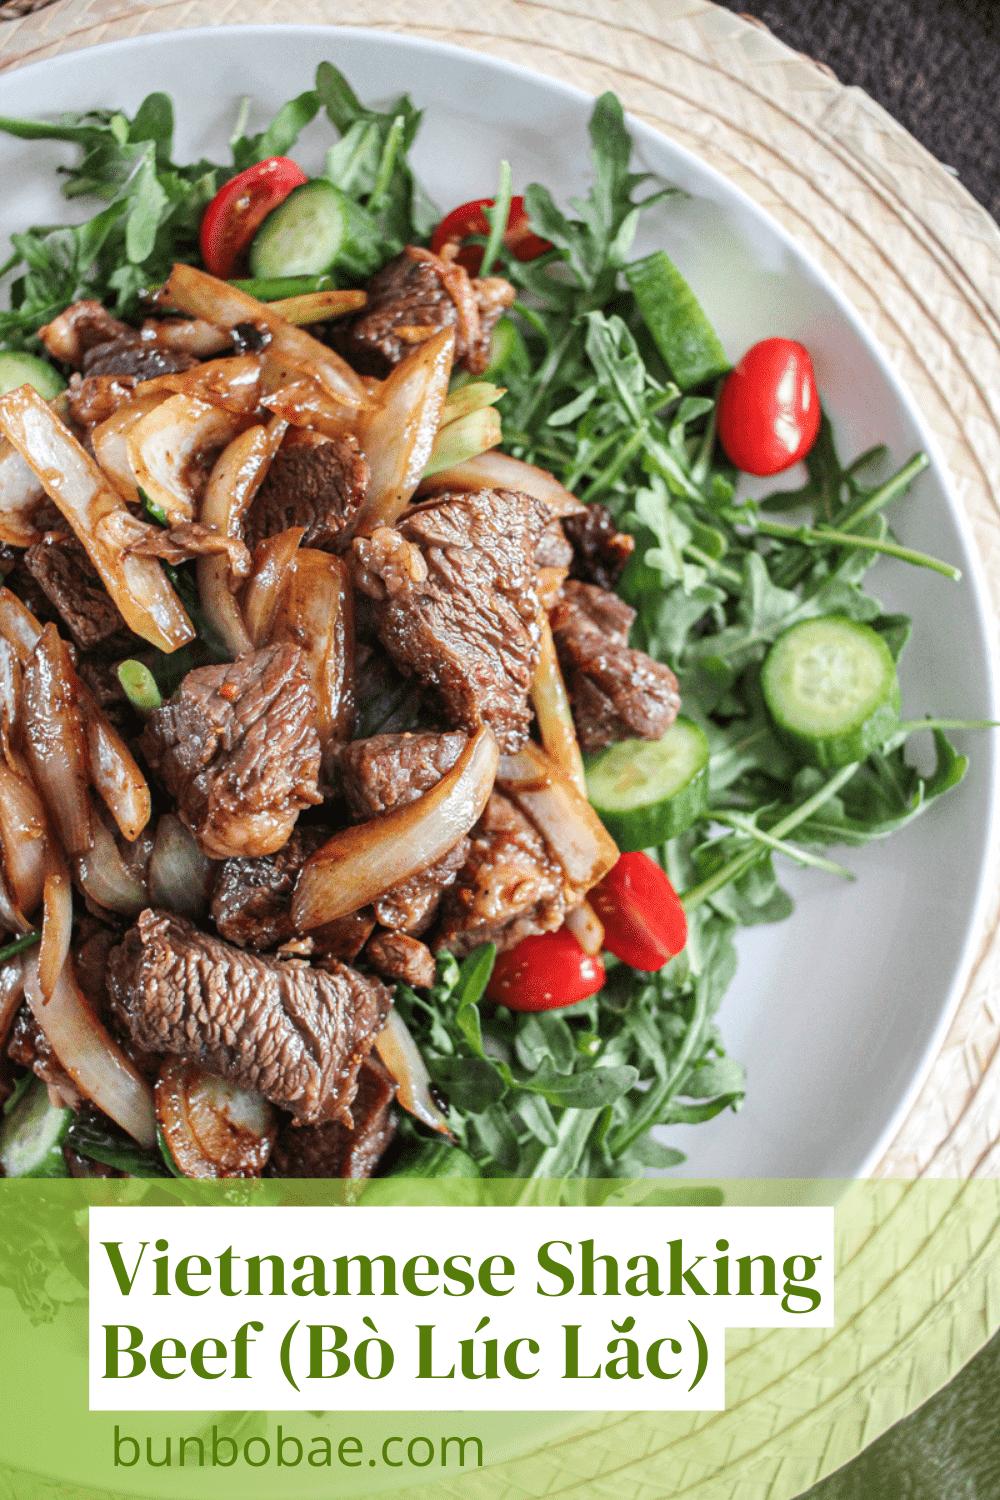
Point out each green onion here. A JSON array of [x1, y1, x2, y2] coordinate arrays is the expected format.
[[117, 660, 163, 712], [0, 930, 41, 964], [479, 158, 513, 279]]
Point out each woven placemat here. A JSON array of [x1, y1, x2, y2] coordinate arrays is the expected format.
[[0, 5, 997, 1498]]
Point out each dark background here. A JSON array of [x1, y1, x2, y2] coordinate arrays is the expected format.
[[710, 5, 998, 1493], [715, 0, 999, 220]]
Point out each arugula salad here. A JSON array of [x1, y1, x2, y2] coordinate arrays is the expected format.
[[0, 64, 989, 1184]]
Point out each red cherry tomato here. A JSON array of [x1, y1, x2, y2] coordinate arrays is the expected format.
[[590, 853, 688, 972], [431, 195, 552, 274], [717, 337, 821, 476], [199, 157, 309, 279], [487, 929, 606, 1012]]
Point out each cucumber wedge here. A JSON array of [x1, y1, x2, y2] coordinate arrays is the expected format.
[[625, 250, 729, 390], [0, 351, 65, 401], [249, 179, 379, 281], [762, 615, 900, 769], [0, 1078, 71, 1178], [586, 717, 710, 850]]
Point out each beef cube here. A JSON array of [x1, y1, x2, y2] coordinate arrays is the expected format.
[[245, 437, 369, 552], [353, 489, 548, 752], [337, 247, 514, 376], [550, 580, 680, 752], [268, 1057, 396, 1178], [107, 909, 390, 1124], [39, 299, 132, 367], [337, 732, 470, 934], [562, 504, 635, 590], [81, 334, 199, 382], [22, 534, 128, 651], [365, 931, 437, 989], [536, 520, 574, 571], [141, 644, 322, 859], [435, 792, 572, 955]]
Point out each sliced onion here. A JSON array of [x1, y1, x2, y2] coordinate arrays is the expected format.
[[156, 1058, 277, 1179], [242, 526, 305, 647], [261, 377, 359, 439], [0, 758, 48, 915], [38, 866, 72, 1000], [349, 328, 454, 537], [271, 548, 354, 778], [141, 317, 232, 357], [375, 1007, 452, 1137], [497, 741, 618, 894], [293, 725, 498, 930], [0, 386, 194, 652], [197, 415, 287, 659], [22, 624, 91, 856], [164, 263, 366, 406], [531, 613, 586, 793], [0, 585, 42, 661], [267, 289, 367, 325], [0, 953, 25, 1047], [148, 812, 212, 919], [0, 865, 28, 936], [0, 637, 22, 752], [566, 900, 605, 957], [126, 392, 240, 525], [418, 449, 585, 516], [81, 691, 151, 842], [91, 392, 165, 503], [0, 440, 46, 546], [74, 813, 147, 916], [23, 950, 156, 1148], [144, 354, 264, 415]]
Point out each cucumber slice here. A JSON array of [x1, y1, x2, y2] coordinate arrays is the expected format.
[[155, 1058, 277, 1179], [762, 615, 900, 769], [0, 1078, 71, 1178], [249, 180, 379, 281], [586, 717, 710, 850], [625, 250, 729, 390], [0, 351, 65, 401]]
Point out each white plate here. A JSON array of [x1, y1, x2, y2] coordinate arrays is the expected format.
[[0, 25, 995, 1182]]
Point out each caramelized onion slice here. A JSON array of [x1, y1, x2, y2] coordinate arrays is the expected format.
[[74, 813, 147, 917], [126, 393, 240, 525], [375, 1008, 452, 1138], [349, 328, 454, 537], [22, 624, 91, 856], [24, 951, 156, 1148], [198, 416, 287, 659], [242, 526, 305, 648], [0, 386, 194, 652], [271, 548, 354, 777], [38, 866, 72, 1000], [0, 585, 42, 661], [268, 289, 367, 325], [0, 954, 25, 1049], [164, 264, 365, 406], [156, 1058, 277, 1179], [148, 813, 212, 920], [91, 392, 165, 503], [418, 449, 584, 516], [0, 440, 46, 546], [142, 354, 263, 415], [261, 377, 359, 439], [82, 696, 151, 843], [293, 725, 498, 930], [497, 741, 618, 893], [565, 900, 605, 958], [0, 758, 48, 915], [141, 317, 232, 358], [531, 613, 586, 793]]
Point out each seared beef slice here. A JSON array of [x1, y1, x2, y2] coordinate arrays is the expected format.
[[550, 580, 680, 752], [108, 909, 390, 1124], [211, 825, 330, 950], [353, 490, 547, 752], [337, 246, 514, 376], [337, 732, 469, 934], [436, 792, 571, 955], [23, 534, 128, 651], [141, 644, 321, 859], [245, 437, 368, 552], [269, 1058, 397, 1178]]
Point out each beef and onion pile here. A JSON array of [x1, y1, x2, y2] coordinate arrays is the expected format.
[[0, 251, 680, 1179]]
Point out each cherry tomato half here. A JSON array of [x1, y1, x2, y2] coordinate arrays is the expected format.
[[199, 157, 309, 279], [431, 195, 552, 275], [590, 853, 688, 972], [487, 929, 606, 1012], [717, 337, 821, 477]]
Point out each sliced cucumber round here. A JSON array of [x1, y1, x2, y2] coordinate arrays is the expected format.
[[586, 717, 710, 850], [0, 351, 66, 401], [250, 180, 347, 279], [762, 615, 900, 769], [0, 1078, 71, 1178]]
